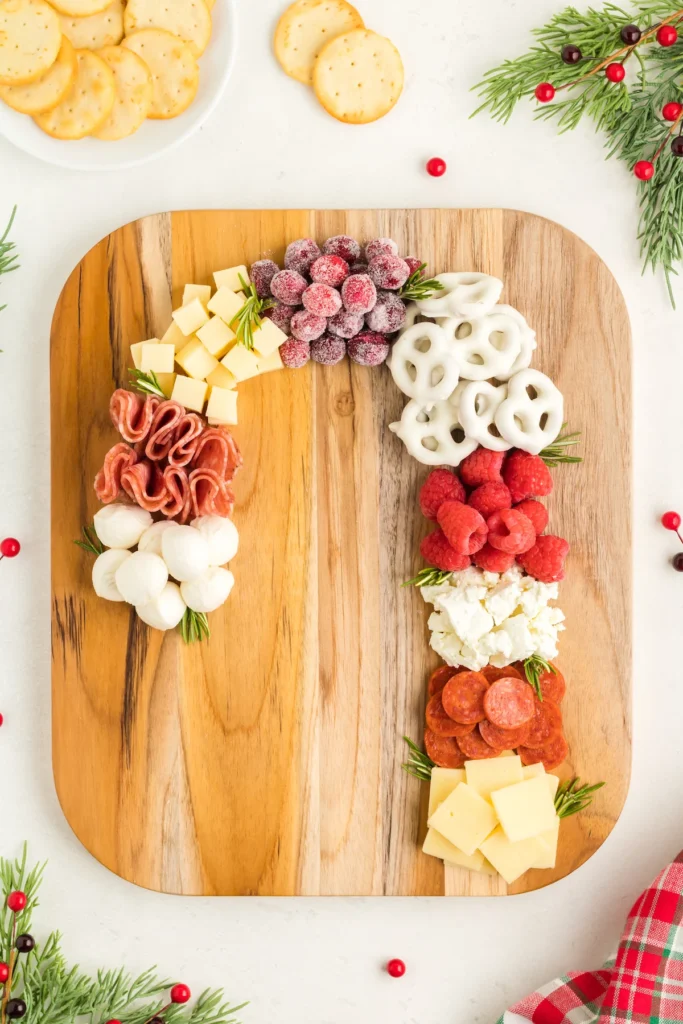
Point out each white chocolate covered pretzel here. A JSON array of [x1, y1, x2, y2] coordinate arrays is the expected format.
[[458, 381, 511, 452], [388, 321, 460, 405], [389, 390, 478, 466], [494, 368, 564, 455], [416, 272, 503, 319], [440, 308, 524, 382], [490, 305, 537, 381]]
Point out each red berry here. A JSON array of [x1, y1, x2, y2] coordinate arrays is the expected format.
[[284, 238, 321, 275], [290, 310, 326, 342], [0, 714, 3, 727], [367, 254, 410, 291], [104, 1020, 122, 1024], [310, 334, 346, 366], [437, 501, 488, 556], [468, 482, 511, 520], [426, 157, 446, 177], [634, 160, 655, 180], [271, 269, 307, 306], [486, 509, 536, 555], [387, 959, 406, 978], [658, 24, 678, 46], [473, 544, 516, 573], [662, 511, 681, 531], [341, 274, 377, 315], [302, 282, 342, 318], [249, 259, 279, 298], [365, 291, 407, 333], [420, 529, 471, 572], [323, 235, 361, 263], [420, 469, 466, 520], [605, 62, 626, 82], [279, 338, 310, 369], [0, 962, 9, 983], [7, 892, 26, 913], [514, 499, 548, 535], [535, 82, 555, 103], [347, 331, 390, 367], [309, 254, 349, 288], [327, 309, 364, 338], [403, 257, 423, 275], [0, 538, 20, 558], [663, 102, 683, 121], [263, 301, 295, 334], [460, 449, 506, 488], [364, 238, 398, 262], [517, 535, 570, 583], [170, 984, 191, 1004], [502, 451, 553, 503]]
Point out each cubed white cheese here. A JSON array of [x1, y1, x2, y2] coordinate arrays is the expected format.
[[206, 386, 238, 426], [222, 344, 260, 382], [176, 339, 219, 381], [213, 265, 249, 292], [172, 297, 210, 337], [479, 826, 545, 885], [422, 828, 486, 871], [428, 767, 466, 817], [491, 775, 558, 843], [140, 342, 175, 373], [171, 375, 208, 414], [182, 283, 212, 308], [208, 286, 245, 327], [206, 364, 237, 391], [428, 782, 497, 856], [161, 321, 187, 353], [252, 316, 287, 358], [465, 756, 523, 801], [131, 337, 158, 369], [196, 316, 236, 359], [257, 347, 285, 374], [156, 372, 176, 398]]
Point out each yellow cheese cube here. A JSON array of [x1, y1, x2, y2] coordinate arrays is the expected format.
[[206, 364, 237, 391], [428, 782, 497, 857], [222, 344, 260, 382], [208, 287, 245, 327], [196, 316, 237, 359], [522, 763, 546, 780], [533, 821, 560, 869], [213, 264, 249, 292], [257, 347, 285, 374], [498, 750, 515, 757], [131, 338, 158, 369], [172, 297, 210, 337], [161, 320, 187, 353], [171, 375, 208, 414], [176, 338, 219, 381], [156, 372, 176, 398], [546, 774, 560, 799], [422, 828, 486, 871], [252, 316, 287, 358], [428, 767, 466, 817], [182, 283, 212, 308], [206, 386, 238, 426], [491, 775, 558, 843], [479, 826, 545, 885], [465, 755, 523, 801], [140, 343, 175, 373]]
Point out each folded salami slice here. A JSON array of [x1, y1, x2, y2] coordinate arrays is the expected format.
[[94, 442, 139, 503], [192, 427, 243, 482], [168, 412, 204, 468], [145, 401, 185, 462], [188, 467, 235, 519], [121, 459, 169, 513], [110, 389, 160, 445], [160, 466, 191, 520]]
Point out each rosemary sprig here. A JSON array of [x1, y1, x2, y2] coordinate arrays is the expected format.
[[74, 525, 104, 557], [401, 737, 435, 781], [540, 425, 583, 466], [230, 274, 275, 351], [179, 608, 211, 644], [128, 367, 167, 399], [554, 777, 605, 818], [523, 654, 556, 701], [398, 263, 446, 302], [402, 567, 453, 588], [0, 206, 19, 315]]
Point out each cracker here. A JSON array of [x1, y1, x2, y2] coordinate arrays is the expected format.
[[274, 0, 363, 86], [0, 34, 75, 113], [122, 29, 198, 119], [49, 0, 112, 18], [34, 46, 115, 137], [313, 28, 403, 124], [94, 44, 151, 140], [124, 0, 211, 58], [0, 0, 62, 86], [60, 0, 123, 50]]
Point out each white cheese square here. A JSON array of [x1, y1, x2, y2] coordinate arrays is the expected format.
[[479, 826, 545, 885], [533, 821, 560, 869], [130, 337, 158, 369], [465, 756, 523, 801], [171, 375, 208, 414], [252, 316, 288, 358], [156, 372, 176, 398], [208, 287, 245, 327], [140, 343, 175, 373], [161, 320, 187, 353], [428, 767, 466, 817], [522, 763, 546, 780], [182, 283, 212, 308], [172, 297, 210, 337], [422, 828, 486, 871], [428, 782, 498, 857], [491, 775, 558, 843], [206, 364, 237, 391], [213, 265, 249, 292], [206, 386, 238, 426], [196, 316, 236, 359], [222, 344, 260, 382], [176, 338, 219, 381], [257, 347, 285, 374]]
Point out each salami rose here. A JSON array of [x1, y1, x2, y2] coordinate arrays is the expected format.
[[426, 692, 475, 738], [441, 671, 489, 725], [121, 459, 169, 513], [145, 401, 184, 461], [160, 466, 191, 520], [94, 442, 139, 503], [193, 427, 243, 481], [483, 677, 536, 729], [188, 467, 235, 519], [424, 729, 466, 769], [110, 389, 160, 444], [167, 412, 204, 468]]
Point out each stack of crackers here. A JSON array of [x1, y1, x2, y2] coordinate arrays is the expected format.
[[274, 0, 403, 124], [0, 0, 214, 141]]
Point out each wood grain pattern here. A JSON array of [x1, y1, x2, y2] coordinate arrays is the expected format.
[[50, 209, 632, 896]]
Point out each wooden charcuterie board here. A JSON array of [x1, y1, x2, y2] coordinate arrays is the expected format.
[[50, 209, 632, 896]]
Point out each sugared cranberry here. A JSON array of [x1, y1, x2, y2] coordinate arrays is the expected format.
[[327, 309, 364, 338], [284, 238, 321, 275], [310, 254, 349, 288], [341, 274, 377, 315], [249, 259, 280, 298], [310, 334, 346, 365], [365, 290, 407, 333], [271, 269, 308, 305], [323, 235, 361, 263], [363, 238, 398, 262], [368, 254, 410, 291], [263, 301, 296, 333], [348, 331, 390, 367], [280, 338, 311, 369], [290, 309, 327, 342], [302, 282, 342, 317]]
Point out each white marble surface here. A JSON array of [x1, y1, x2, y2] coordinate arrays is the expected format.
[[0, 1, 680, 1021]]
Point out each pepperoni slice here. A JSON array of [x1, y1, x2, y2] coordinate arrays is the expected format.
[[424, 729, 466, 769], [479, 717, 532, 751], [481, 664, 522, 683], [483, 677, 535, 729], [425, 693, 475, 738], [519, 733, 569, 771], [428, 665, 458, 696], [456, 726, 499, 760], [524, 698, 563, 748], [539, 663, 566, 704], [441, 671, 489, 724]]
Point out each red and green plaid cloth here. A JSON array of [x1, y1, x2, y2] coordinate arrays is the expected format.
[[498, 852, 683, 1024]]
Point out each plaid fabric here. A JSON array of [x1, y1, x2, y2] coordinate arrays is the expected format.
[[496, 851, 683, 1024]]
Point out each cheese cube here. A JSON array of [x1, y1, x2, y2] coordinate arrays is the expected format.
[[522, 763, 546, 780], [206, 386, 238, 426], [422, 829, 486, 871], [161, 320, 187, 353], [206, 364, 237, 391], [172, 297, 210, 337], [428, 767, 465, 817], [491, 775, 558, 843], [176, 338, 219, 381], [208, 287, 245, 327], [428, 783, 497, 857], [465, 756, 523, 801], [545, 774, 560, 799], [182, 283, 212, 308], [156, 372, 176, 398], [222, 344, 260, 382], [533, 821, 560, 869], [196, 316, 236, 359], [257, 347, 285, 374], [171, 375, 208, 414], [479, 826, 545, 885], [252, 316, 287, 358], [140, 343, 175, 373], [214, 265, 249, 292], [498, 750, 515, 757], [131, 338, 158, 369]]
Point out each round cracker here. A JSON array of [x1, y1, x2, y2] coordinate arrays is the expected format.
[[274, 0, 363, 86], [313, 28, 403, 124], [93, 44, 151, 139], [34, 46, 115, 137], [0, 34, 75, 113], [121, 29, 197, 119], [49, 0, 112, 18], [60, 0, 123, 50], [0, 0, 62, 86], [123, 0, 211, 58]]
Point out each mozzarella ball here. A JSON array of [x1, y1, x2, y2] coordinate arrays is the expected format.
[[114, 551, 168, 605], [180, 567, 234, 613], [92, 549, 131, 602], [138, 520, 178, 557], [136, 582, 186, 631], [94, 504, 153, 549], [190, 516, 239, 566], [161, 525, 210, 582]]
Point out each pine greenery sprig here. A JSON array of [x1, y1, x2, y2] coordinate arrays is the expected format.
[[554, 777, 606, 817], [0, 206, 18, 314], [128, 368, 167, 400], [401, 737, 435, 781], [179, 608, 211, 644], [523, 654, 557, 700], [402, 567, 453, 588], [74, 525, 104, 557], [398, 264, 446, 302], [230, 275, 275, 351], [539, 425, 583, 466]]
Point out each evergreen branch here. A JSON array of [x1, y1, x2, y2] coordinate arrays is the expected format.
[[402, 567, 453, 588], [128, 368, 167, 399], [523, 655, 556, 701], [0, 206, 19, 314], [179, 609, 211, 644], [554, 777, 606, 817], [74, 526, 104, 557], [398, 264, 446, 302], [539, 425, 583, 465], [401, 737, 435, 781], [230, 275, 275, 351]]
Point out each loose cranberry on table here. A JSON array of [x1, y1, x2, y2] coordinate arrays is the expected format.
[[0, 538, 20, 559], [386, 958, 406, 978], [426, 156, 447, 177]]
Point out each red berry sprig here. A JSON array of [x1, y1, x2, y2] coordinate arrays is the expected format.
[[0, 538, 20, 560], [6, 892, 26, 913], [661, 511, 683, 571], [426, 157, 447, 177], [141, 984, 192, 1024], [386, 958, 406, 978], [0, 962, 9, 983]]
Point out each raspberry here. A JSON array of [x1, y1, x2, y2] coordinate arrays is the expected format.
[[437, 501, 488, 555], [302, 282, 342, 317], [290, 309, 326, 342], [419, 469, 466, 520], [368, 254, 410, 290], [403, 257, 423, 275], [486, 509, 536, 554], [364, 238, 399, 261], [365, 290, 407, 333], [280, 338, 310, 369], [460, 449, 506, 488], [420, 529, 471, 572], [327, 309, 364, 338], [310, 254, 349, 288], [263, 301, 295, 333], [271, 269, 307, 305], [342, 273, 377, 315], [514, 499, 548, 535], [468, 482, 511, 520], [517, 535, 569, 583], [323, 235, 361, 263], [250, 259, 279, 298], [502, 451, 553, 503], [284, 238, 321, 275], [473, 544, 516, 573], [349, 262, 368, 275], [347, 331, 390, 366], [310, 333, 346, 365]]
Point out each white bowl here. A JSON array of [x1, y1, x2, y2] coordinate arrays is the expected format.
[[0, 0, 236, 171]]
